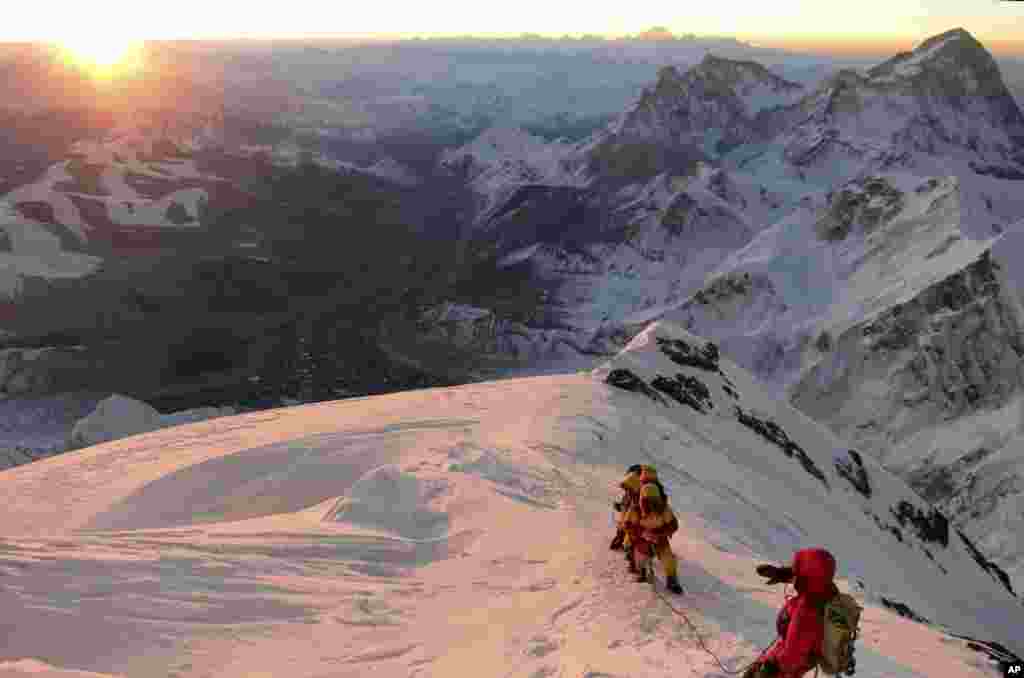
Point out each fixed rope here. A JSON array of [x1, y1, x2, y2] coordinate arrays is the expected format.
[[646, 559, 772, 676]]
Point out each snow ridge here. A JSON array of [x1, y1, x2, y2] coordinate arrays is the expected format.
[[0, 321, 1021, 676]]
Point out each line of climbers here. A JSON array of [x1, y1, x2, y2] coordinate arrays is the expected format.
[[610, 464, 684, 594], [610, 464, 861, 678]]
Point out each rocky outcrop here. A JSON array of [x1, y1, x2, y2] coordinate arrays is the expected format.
[[68, 393, 235, 451], [68, 394, 166, 448], [814, 176, 906, 241]]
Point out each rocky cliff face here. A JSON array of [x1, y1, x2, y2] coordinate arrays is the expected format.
[[790, 249, 1024, 457]]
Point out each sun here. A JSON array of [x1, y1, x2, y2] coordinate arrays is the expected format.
[[56, 37, 146, 79]]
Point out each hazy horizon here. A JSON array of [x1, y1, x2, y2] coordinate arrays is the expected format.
[[0, 31, 1022, 60], [2, 0, 1021, 57]]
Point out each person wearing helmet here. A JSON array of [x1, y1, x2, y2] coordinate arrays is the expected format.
[[624, 472, 684, 594], [613, 465, 645, 572], [745, 547, 841, 678]]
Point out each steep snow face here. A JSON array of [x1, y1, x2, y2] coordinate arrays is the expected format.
[[781, 219, 1024, 592], [789, 246, 1017, 458], [652, 173, 977, 389], [902, 432, 1024, 597], [0, 322, 1020, 677]]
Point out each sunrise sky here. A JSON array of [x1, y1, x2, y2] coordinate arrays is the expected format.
[[4, 0, 1022, 56]]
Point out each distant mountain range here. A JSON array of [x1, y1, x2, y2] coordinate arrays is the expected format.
[[422, 27, 1024, 594]]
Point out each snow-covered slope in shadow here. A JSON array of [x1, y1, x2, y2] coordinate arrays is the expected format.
[[0, 322, 1020, 676]]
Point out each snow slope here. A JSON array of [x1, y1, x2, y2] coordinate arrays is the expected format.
[[655, 172, 982, 390], [0, 321, 1019, 677]]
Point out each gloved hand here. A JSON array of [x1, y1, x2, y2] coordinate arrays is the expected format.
[[756, 564, 794, 585]]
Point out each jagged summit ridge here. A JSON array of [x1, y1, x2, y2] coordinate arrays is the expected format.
[[597, 55, 804, 173], [868, 27, 1019, 101]]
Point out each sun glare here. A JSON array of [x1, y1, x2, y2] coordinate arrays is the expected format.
[[56, 37, 146, 78]]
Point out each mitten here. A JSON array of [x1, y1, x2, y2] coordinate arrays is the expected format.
[[755, 564, 794, 585]]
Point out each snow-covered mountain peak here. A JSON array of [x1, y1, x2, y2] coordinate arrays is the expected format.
[[867, 28, 1010, 97], [633, 54, 803, 119], [693, 53, 804, 95], [760, 28, 1024, 209]]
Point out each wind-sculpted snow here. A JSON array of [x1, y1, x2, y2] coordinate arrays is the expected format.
[[0, 324, 1021, 675]]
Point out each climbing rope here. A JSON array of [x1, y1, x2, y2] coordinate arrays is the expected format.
[[645, 559, 773, 676]]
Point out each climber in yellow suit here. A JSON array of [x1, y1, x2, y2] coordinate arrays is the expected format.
[[623, 466, 684, 594], [612, 465, 645, 569]]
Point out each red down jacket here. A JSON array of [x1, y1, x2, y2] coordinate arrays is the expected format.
[[763, 547, 840, 678]]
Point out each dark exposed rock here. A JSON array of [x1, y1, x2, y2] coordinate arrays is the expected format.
[[958, 529, 1017, 597], [969, 161, 1024, 180], [890, 500, 950, 548], [733, 405, 829, 488], [605, 368, 667, 405], [165, 200, 193, 225], [880, 597, 930, 624], [835, 449, 872, 498], [650, 373, 713, 413], [919, 547, 948, 573], [949, 633, 1024, 675], [814, 176, 905, 241], [656, 336, 721, 373]]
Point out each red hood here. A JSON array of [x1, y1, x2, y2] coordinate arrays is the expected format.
[[792, 547, 836, 598]]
